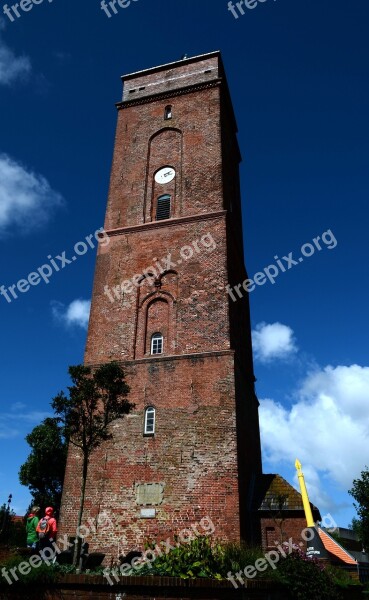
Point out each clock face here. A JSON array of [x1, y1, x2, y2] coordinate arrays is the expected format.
[[155, 167, 176, 184]]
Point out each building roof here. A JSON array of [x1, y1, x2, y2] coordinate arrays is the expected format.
[[321, 527, 369, 565], [350, 550, 369, 564], [318, 527, 357, 565], [254, 473, 321, 517], [11, 515, 24, 524]]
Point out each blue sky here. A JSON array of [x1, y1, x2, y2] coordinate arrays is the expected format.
[[0, 0, 368, 528]]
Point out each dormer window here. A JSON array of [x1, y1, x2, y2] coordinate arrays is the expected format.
[[164, 105, 172, 120]]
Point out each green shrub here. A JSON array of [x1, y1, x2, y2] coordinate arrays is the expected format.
[[137, 535, 222, 578], [325, 565, 361, 588], [0, 555, 60, 588], [212, 541, 266, 578], [128, 536, 268, 580], [275, 550, 342, 600]]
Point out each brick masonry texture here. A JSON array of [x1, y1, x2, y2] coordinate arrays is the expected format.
[[106, 85, 224, 230], [260, 516, 310, 551], [86, 217, 229, 362], [60, 353, 241, 554], [0, 576, 362, 600], [0, 576, 291, 600], [59, 52, 263, 561]]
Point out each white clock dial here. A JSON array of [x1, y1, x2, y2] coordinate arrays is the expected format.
[[155, 167, 176, 184]]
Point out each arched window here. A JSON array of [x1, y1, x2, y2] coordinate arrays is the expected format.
[[144, 406, 156, 435], [164, 105, 172, 120], [151, 333, 163, 355], [156, 195, 171, 221]]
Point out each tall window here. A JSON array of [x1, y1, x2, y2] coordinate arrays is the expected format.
[[266, 527, 276, 549], [164, 105, 172, 120], [151, 333, 163, 355], [144, 406, 156, 435], [156, 195, 171, 221]]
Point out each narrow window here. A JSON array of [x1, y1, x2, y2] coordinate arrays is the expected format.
[[164, 105, 172, 120], [151, 333, 163, 355], [156, 195, 171, 221], [266, 527, 276, 549], [144, 407, 156, 435]]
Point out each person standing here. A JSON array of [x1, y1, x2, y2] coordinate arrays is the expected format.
[[36, 506, 58, 550], [26, 506, 40, 550]]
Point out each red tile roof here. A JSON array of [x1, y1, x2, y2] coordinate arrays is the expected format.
[[318, 527, 357, 565], [11, 516, 24, 524]]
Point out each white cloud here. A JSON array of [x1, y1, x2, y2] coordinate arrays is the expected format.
[[252, 322, 297, 362], [0, 405, 51, 438], [260, 364, 369, 511], [0, 424, 18, 439], [0, 33, 31, 85], [52, 299, 91, 329], [0, 154, 63, 237]]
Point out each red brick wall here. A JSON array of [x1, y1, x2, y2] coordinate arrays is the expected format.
[[85, 216, 229, 363], [59, 352, 241, 556], [105, 83, 224, 231], [260, 516, 309, 551], [1, 577, 362, 600], [0, 576, 291, 600], [59, 53, 263, 559]]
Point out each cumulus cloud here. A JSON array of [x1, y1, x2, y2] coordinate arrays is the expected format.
[[260, 364, 369, 510], [0, 33, 31, 85], [252, 322, 297, 362], [52, 299, 91, 329], [0, 154, 64, 237]]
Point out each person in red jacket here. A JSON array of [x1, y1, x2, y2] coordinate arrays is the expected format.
[[36, 506, 58, 550]]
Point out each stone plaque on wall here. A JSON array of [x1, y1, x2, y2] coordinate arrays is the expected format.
[[140, 508, 156, 518], [135, 483, 164, 506]]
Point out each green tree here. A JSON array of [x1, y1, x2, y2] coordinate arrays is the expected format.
[[349, 516, 362, 538], [52, 362, 133, 565], [19, 418, 67, 513], [0, 495, 13, 542], [349, 467, 369, 550], [0, 495, 24, 547]]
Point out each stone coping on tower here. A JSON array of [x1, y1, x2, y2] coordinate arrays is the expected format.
[[121, 51, 222, 81], [102, 210, 227, 237], [116, 78, 222, 110], [85, 349, 235, 370]]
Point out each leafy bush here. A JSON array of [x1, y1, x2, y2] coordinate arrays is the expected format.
[[325, 565, 361, 588], [127, 536, 268, 580], [136, 536, 222, 578], [0, 555, 60, 588], [0, 505, 25, 548], [275, 549, 342, 600], [212, 541, 266, 578]]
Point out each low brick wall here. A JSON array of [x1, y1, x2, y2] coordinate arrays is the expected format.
[[0, 575, 365, 600], [0, 575, 287, 600]]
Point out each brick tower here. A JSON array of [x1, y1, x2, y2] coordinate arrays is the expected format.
[[59, 51, 263, 557]]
